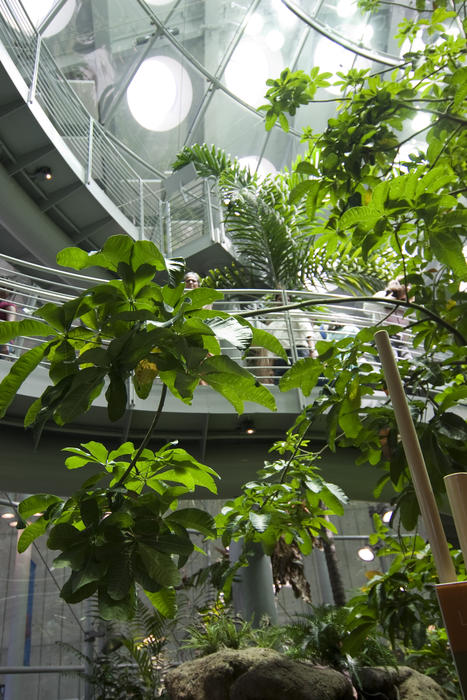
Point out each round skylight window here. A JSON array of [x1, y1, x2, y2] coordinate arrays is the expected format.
[[314, 37, 354, 94], [238, 156, 277, 179], [126, 56, 193, 132], [224, 39, 272, 108]]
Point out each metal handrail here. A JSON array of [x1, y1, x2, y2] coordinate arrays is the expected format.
[[0, 252, 419, 383], [0, 2, 162, 245]]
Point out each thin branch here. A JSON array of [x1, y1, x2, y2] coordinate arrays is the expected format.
[[398, 104, 467, 125], [377, 0, 434, 10], [115, 384, 168, 488], [393, 225, 408, 294], [236, 296, 467, 345], [428, 123, 462, 171]]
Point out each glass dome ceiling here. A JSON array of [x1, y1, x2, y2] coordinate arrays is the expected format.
[[14, 0, 464, 177]]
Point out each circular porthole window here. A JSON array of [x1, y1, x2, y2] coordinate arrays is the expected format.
[[224, 38, 272, 108], [126, 56, 193, 132], [238, 156, 277, 179]]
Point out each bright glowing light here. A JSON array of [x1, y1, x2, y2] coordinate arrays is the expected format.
[[397, 140, 423, 165], [266, 30, 285, 52], [382, 510, 393, 524], [357, 545, 375, 562], [272, 0, 298, 28], [127, 56, 193, 132], [238, 156, 277, 180], [245, 12, 264, 36], [5, 0, 75, 36], [225, 39, 271, 108], [9, 521, 18, 528], [349, 23, 374, 43], [1, 513, 14, 519], [336, 0, 358, 18], [314, 38, 353, 94], [411, 112, 431, 131], [401, 33, 425, 55]]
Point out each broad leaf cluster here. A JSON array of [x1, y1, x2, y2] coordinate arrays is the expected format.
[[216, 414, 348, 557], [17, 440, 218, 620]]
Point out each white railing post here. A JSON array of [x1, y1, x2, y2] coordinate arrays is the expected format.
[[139, 178, 145, 240], [27, 34, 42, 104], [86, 116, 94, 184]]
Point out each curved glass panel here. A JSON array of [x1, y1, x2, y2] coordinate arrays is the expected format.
[[15, 0, 465, 178]]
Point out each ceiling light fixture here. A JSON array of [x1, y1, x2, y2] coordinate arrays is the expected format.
[[32, 166, 53, 181], [357, 545, 375, 562], [240, 419, 256, 435], [382, 509, 394, 524]]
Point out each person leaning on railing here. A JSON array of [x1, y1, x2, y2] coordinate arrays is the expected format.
[[0, 288, 16, 358], [267, 297, 319, 384]]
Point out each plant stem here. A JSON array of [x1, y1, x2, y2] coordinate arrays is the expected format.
[[428, 123, 462, 171], [237, 297, 467, 345], [115, 384, 168, 488]]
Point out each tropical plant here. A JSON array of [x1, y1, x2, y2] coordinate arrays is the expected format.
[[62, 598, 170, 699], [284, 605, 397, 675], [239, 0, 467, 529], [0, 234, 284, 621], [406, 626, 460, 698], [343, 514, 465, 697], [173, 144, 392, 293], [216, 411, 348, 561], [345, 514, 466, 650], [182, 600, 254, 656]]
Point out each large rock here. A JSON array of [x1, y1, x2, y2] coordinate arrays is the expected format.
[[397, 666, 448, 700], [165, 647, 355, 700], [356, 665, 448, 700]]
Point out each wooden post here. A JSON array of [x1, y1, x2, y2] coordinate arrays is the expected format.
[[374, 330, 456, 583], [375, 330, 467, 699]]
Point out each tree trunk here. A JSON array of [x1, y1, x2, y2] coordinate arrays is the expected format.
[[321, 522, 346, 607]]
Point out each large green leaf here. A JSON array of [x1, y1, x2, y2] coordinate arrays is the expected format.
[[429, 230, 467, 278], [106, 552, 132, 600], [0, 343, 50, 418], [249, 512, 272, 532], [164, 508, 216, 537], [182, 288, 224, 310], [138, 544, 181, 587], [19, 494, 62, 519], [61, 578, 98, 604], [199, 355, 276, 413], [0, 319, 51, 343], [339, 206, 381, 230], [105, 373, 128, 422], [17, 519, 48, 553], [149, 467, 217, 494], [155, 532, 194, 556], [52, 542, 90, 569], [144, 588, 176, 618], [278, 357, 322, 395], [47, 523, 83, 550], [98, 585, 136, 621], [70, 558, 108, 593], [251, 327, 287, 361], [129, 240, 166, 272], [338, 396, 361, 439]]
